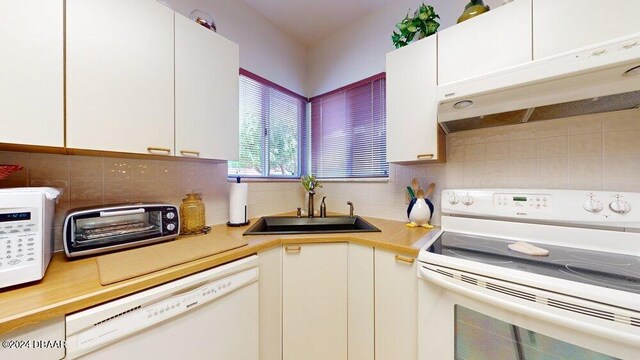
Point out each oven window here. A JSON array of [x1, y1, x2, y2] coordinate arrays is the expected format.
[[73, 211, 162, 248], [454, 305, 618, 360]]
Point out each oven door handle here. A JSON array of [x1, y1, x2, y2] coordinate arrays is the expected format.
[[420, 266, 640, 347], [100, 208, 146, 218]]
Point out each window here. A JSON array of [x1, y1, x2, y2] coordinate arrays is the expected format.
[[310, 74, 388, 178], [229, 70, 307, 178]]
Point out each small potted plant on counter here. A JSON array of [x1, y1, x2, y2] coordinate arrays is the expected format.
[[301, 175, 322, 217]]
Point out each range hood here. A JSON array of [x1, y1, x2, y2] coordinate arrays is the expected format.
[[438, 33, 640, 133]]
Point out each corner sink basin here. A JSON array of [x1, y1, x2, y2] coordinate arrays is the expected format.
[[243, 216, 381, 235]]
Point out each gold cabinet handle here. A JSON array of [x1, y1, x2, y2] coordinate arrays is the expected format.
[[395, 255, 415, 265], [285, 246, 301, 254], [417, 154, 434, 159], [147, 147, 171, 154], [180, 150, 200, 157]]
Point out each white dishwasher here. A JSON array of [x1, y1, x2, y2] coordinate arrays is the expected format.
[[65, 256, 259, 359]]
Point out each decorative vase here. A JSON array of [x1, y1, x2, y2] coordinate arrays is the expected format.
[[407, 198, 434, 228], [458, 0, 490, 23]]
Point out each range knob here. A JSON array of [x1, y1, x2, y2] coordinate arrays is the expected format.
[[166, 212, 176, 220], [167, 223, 176, 231], [609, 195, 631, 214], [447, 192, 460, 205], [462, 194, 474, 206], [582, 194, 603, 213]]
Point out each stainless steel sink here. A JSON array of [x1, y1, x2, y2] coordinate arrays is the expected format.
[[243, 216, 381, 235]]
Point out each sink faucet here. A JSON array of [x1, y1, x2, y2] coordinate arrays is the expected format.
[[308, 181, 316, 218], [347, 201, 354, 217]]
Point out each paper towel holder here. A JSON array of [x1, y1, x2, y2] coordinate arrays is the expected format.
[[227, 176, 250, 227]]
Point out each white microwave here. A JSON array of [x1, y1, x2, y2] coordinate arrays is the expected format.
[[0, 187, 61, 289]]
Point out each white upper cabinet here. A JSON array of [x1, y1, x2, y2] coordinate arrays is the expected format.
[[438, 0, 532, 85], [386, 35, 444, 163], [175, 14, 239, 160], [66, 0, 175, 156], [533, 0, 640, 59], [0, 0, 64, 148]]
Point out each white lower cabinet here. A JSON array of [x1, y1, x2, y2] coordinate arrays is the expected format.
[[258, 247, 283, 360], [348, 244, 375, 360], [267, 243, 415, 360], [282, 243, 349, 360], [375, 249, 418, 360]]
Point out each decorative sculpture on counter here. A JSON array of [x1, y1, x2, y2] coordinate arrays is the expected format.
[[406, 182, 435, 229]]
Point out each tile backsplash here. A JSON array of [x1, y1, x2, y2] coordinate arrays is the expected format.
[[0, 153, 303, 251], [1, 109, 638, 247], [318, 109, 640, 226], [444, 108, 640, 192]]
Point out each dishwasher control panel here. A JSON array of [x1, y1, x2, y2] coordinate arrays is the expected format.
[[67, 266, 259, 357], [145, 277, 234, 320]]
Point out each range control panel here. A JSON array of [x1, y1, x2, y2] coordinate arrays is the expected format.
[[493, 193, 552, 212], [441, 189, 640, 229]]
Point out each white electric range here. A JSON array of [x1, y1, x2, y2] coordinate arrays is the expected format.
[[418, 189, 640, 360]]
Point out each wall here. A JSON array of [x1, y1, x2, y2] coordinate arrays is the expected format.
[[307, 0, 503, 96], [0, 153, 304, 251], [316, 108, 640, 225], [160, 0, 308, 96]]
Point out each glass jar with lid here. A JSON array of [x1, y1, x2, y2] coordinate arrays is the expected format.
[[180, 191, 206, 234]]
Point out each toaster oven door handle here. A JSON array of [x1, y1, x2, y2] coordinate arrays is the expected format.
[[100, 208, 146, 218]]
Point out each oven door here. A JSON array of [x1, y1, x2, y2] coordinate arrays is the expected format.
[[418, 262, 640, 360]]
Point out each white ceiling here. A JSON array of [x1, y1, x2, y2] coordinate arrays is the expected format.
[[243, 0, 397, 46]]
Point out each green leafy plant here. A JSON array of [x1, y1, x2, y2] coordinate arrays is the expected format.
[[301, 175, 322, 192], [392, 3, 440, 49]]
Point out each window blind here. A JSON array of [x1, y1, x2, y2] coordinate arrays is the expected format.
[[229, 71, 307, 178], [310, 75, 388, 178]]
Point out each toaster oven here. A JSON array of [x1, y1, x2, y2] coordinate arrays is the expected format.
[[63, 204, 180, 258]]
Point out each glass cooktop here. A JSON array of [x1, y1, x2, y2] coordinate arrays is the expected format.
[[426, 232, 640, 295]]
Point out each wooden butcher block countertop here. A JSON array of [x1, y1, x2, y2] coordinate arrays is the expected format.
[[0, 214, 437, 334]]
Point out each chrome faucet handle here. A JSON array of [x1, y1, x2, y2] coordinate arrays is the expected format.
[[347, 201, 354, 217]]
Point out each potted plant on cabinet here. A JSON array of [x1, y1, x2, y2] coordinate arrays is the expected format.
[[392, 3, 440, 49]]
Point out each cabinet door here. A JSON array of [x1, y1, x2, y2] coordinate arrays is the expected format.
[[175, 14, 239, 160], [375, 250, 418, 360], [348, 244, 374, 360], [533, 0, 640, 59], [258, 248, 282, 360], [282, 243, 348, 360], [0, 0, 63, 148], [386, 36, 443, 163], [438, 0, 532, 84], [66, 0, 175, 156]]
